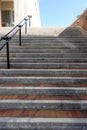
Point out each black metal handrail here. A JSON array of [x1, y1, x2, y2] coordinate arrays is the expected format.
[[0, 15, 32, 69]]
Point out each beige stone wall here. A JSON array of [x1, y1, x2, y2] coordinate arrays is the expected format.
[[71, 9, 87, 31], [14, 0, 41, 27], [0, 0, 41, 27], [0, 0, 2, 27]]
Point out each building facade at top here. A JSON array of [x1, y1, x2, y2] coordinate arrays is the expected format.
[[0, 0, 41, 27]]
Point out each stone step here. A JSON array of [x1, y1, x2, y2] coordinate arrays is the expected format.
[[0, 69, 87, 77], [2, 49, 87, 53], [9, 46, 66, 49], [0, 95, 81, 100], [4, 41, 87, 45], [9, 41, 59, 45], [21, 36, 58, 39], [0, 77, 87, 85], [7, 46, 87, 50], [3, 46, 86, 51], [0, 53, 87, 60], [57, 39, 87, 42], [25, 37, 87, 40], [8, 45, 87, 50], [0, 100, 86, 110], [1, 63, 87, 69], [8, 45, 87, 48], [58, 35, 86, 37], [1, 53, 87, 58], [10, 39, 58, 43], [1, 58, 87, 63], [0, 87, 86, 96], [57, 37, 87, 39], [6, 43, 77, 47], [0, 110, 85, 117], [8, 42, 87, 46], [5, 42, 87, 49], [0, 118, 86, 130], [14, 37, 87, 40], [3, 48, 87, 53]]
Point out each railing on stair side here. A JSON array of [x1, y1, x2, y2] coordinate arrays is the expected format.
[[0, 15, 32, 69]]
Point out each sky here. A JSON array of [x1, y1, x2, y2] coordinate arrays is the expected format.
[[39, 0, 87, 27]]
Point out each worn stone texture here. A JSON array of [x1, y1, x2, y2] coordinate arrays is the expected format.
[[0, 27, 87, 129]]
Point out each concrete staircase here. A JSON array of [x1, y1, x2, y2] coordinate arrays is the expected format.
[[0, 27, 87, 129]]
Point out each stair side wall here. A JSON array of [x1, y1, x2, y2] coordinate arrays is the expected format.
[[71, 9, 87, 31]]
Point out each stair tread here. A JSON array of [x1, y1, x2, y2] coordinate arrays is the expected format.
[[0, 117, 86, 122], [0, 86, 86, 89], [0, 87, 86, 96], [0, 76, 87, 80], [0, 100, 87, 103]]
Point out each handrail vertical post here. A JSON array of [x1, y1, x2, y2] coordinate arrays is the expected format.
[[19, 25, 21, 46], [25, 19, 27, 34], [28, 16, 32, 27], [6, 39, 10, 69]]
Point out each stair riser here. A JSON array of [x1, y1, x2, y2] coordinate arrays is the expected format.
[[1, 53, 87, 58], [57, 40, 87, 42], [7, 43, 87, 48], [13, 38, 87, 41], [58, 35, 86, 37], [8, 46, 87, 49], [1, 63, 87, 69], [1, 49, 87, 53], [10, 41, 87, 48], [58, 37, 87, 39], [0, 70, 87, 77], [0, 53, 87, 58], [1, 58, 87, 63], [26, 38, 87, 41], [10, 40, 58, 44], [8, 47, 87, 51], [2, 49, 87, 53]]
